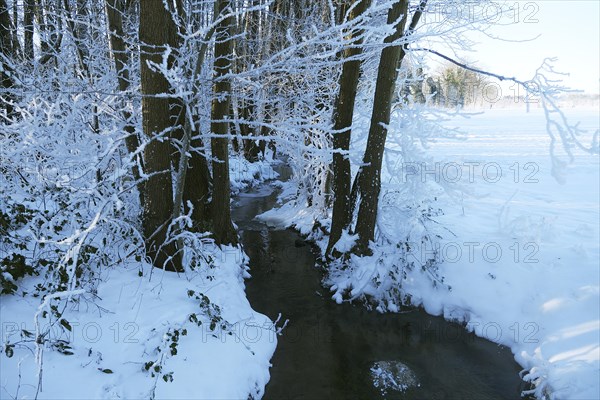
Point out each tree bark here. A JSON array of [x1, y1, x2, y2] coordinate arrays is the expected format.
[[105, 0, 143, 203], [140, 0, 181, 271], [36, 0, 63, 65], [181, 0, 219, 233], [23, 0, 35, 60], [210, 0, 238, 246], [353, 0, 409, 255], [326, 0, 371, 258], [182, 134, 212, 231], [0, 0, 15, 117], [238, 1, 260, 162], [9, 0, 20, 58]]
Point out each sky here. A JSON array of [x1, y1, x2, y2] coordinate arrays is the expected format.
[[427, 1, 600, 94]]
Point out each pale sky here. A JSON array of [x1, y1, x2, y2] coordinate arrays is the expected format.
[[428, 1, 600, 94]]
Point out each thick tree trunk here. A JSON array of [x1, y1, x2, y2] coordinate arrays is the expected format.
[[167, 8, 185, 171], [353, 0, 409, 255], [210, 0, 238, 246], [181, 0, 219, 233], [140, 0, 181, 271], [326, 0, 371, 258], [182, 134, 212, 231]]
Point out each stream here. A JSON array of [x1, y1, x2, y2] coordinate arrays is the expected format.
[[232, 165, 529, 400]]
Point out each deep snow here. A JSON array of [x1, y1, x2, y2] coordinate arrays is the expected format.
[[260, 107, 600, 399], [0, 159, 279, 399], [1, 106, 598, 399]]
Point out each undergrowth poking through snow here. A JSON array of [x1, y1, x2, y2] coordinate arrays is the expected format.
[[0, 84, 279, 400]]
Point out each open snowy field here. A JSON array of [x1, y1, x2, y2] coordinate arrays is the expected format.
[[392, 107, 599, 399]]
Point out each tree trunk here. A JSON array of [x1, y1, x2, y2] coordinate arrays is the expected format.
[[105, 0, 143, 203], [238, 2, 260, 162], [326, 0, 371, 258], [210, 0, 238, 246], [23, 0, 35, 60], [241, 102, 260, 162], [36, 0, 63, 65], [9, 0, 20, 58], [0, 0, 12, 58], [0, 0, 15, 117], [181, 0, 219, 233], [167, 4, 185, 171], [75, 0, 90, 61], [182, 135, 212, 231], [353, 0, 409, 255], [140, 0, 181, 271]]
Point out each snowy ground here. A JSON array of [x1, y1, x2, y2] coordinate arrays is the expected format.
[[262, 107, 599, 399], [409, 108, 599, 399], [2, 107, 597, 399], [0, 158, 278, 399]]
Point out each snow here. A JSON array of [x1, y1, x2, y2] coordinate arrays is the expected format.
[[333, 230, 359, 253], [370, 360, 420, 395], [1, 103, 597, 398], [230, 157, 279, 195], [416, 108, 600, 400], [0, 157, 278, 400], [263, 107, 600, 399]]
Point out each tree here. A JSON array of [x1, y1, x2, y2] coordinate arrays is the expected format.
[[352, 0, 425, 255], [436, 63, 489, 107], [36, 0, 64, 65], [105, 0, 143, 201], [139, 0, 181, 271], [233, 0, 262, 162], [327, 0, 372, 257], [210, 0, 238, 246], [0, 0, 15, 117], [181, 0, 217, 233], [23, 0, 35, 60]]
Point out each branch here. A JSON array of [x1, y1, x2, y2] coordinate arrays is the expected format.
[[411, 47, 528, 86], [406, 0, 428, 34]]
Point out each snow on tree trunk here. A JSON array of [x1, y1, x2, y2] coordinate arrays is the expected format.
[[139, 0, 181, 271], [353, 0, 409, 255]]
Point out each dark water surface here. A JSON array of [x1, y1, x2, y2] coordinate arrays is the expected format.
[[232, 168, 527, 400]]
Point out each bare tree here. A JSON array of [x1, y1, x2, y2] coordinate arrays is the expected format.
[[210, 0, 238, 246], [0, 0, 15, 117], [139, 0, 181, 271], [352, 0, 418, 255], [327, 0, 372, 258], [23, 0, 35, 60], [105, 0, 143, 202]]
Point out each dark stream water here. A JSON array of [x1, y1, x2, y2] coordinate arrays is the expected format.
[[232, 167, 528, 400]]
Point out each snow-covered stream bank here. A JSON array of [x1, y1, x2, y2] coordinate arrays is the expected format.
[[0, 159, 279, 399], [259, 108, 599, 399], [234, 163, 530, 399], [419, 109, 600, 399]]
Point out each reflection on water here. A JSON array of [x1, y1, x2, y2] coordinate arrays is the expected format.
[[232, 168, 528, 400]]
